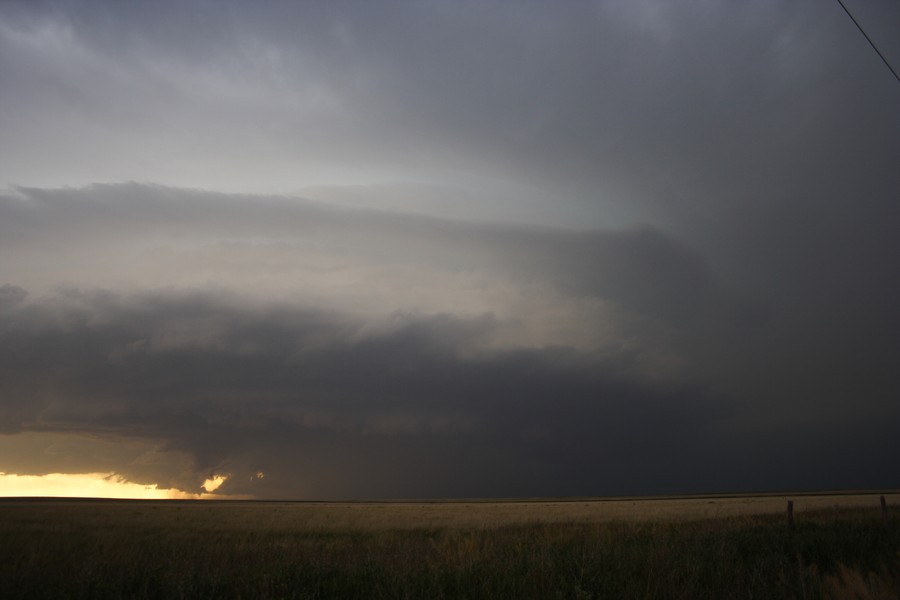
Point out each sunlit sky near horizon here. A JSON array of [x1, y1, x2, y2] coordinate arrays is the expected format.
[[0, 472, 229, 499], [1, 0, 898, 500]]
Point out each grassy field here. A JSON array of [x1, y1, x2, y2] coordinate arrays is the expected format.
[[1, 493, 898, 599]]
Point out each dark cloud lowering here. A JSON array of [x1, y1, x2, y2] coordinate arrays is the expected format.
[[1, 182, 898, 497], [3, 284, 895, 498], [0, 1, 898, 497]]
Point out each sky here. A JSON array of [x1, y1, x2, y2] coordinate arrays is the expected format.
[[1, 0, 898, 500]]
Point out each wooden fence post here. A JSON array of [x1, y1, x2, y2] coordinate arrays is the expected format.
[[787, 500, 794, 530], [881, 495, 887, 523]]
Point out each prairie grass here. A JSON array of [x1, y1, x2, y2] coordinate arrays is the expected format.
[[1, 497, 897, 599]]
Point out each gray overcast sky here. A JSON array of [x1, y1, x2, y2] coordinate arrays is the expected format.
[[1, 0, 898, 499]]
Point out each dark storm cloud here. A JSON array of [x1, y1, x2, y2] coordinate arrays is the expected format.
[[1, 182, 766, 497], [1, 181, 898, 496], [1, 286, 896, 498], [2, 0, 897, 226], [2, 182, 768, 400], [0, 0, 898, 497], [0, 183, 744, 332], [0, 287, 701, 494]]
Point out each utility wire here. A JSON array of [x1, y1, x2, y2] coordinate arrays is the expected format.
[[836, 0, 900, 84]]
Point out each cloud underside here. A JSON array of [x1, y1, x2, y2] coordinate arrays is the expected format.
[[1, 183, 898, 497], [2, 285, 896, 498], [1, 0, 898, 497]]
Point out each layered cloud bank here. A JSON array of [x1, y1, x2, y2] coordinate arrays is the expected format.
[[1, 1, 898, 497], [1, 182, 898, 498]]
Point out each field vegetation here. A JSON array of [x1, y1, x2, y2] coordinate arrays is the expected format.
[[1, 494, 898, 599]]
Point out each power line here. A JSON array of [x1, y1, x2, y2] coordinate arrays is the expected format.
[[836, 0, 900, 84]]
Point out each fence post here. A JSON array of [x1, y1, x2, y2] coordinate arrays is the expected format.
[[787, 500, 794, 529], [881, 495, 887, 523]]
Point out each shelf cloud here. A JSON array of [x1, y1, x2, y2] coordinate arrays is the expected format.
[[1, 0, 898, 497]]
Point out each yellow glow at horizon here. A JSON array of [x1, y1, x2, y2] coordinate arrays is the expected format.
[[202, 475, 226, 492], [0, 472, 225, 499]]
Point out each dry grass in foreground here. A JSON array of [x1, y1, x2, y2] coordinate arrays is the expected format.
[[1, 494, 898, 599]]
